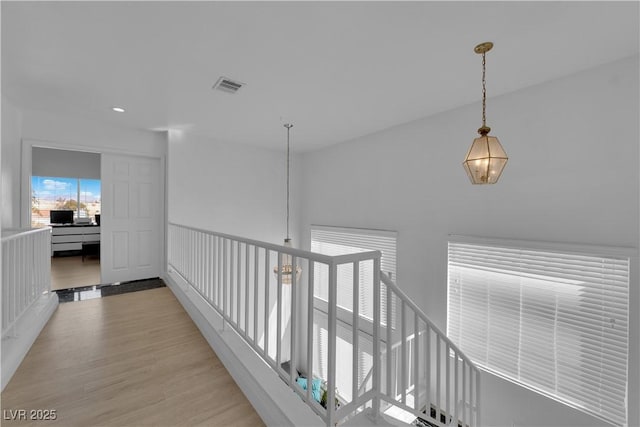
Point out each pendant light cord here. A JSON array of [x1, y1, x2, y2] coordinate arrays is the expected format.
[[481, 52, 487, 128], [285, 124, 292, 240]]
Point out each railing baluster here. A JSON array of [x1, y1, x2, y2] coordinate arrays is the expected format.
[[199, 232, 203, 293], [210, 234, 215, 303], [401, 300, 407, 405], [276, 251, 282, 368], [206, 233, 210, 297], [11, 240, 16, 326], [306, 262, 314, 404], [245, 243, 250, 336], [290, 255, 298, 385], [254, 246, 259, 345], [475, 365, 481, 427], [352, 261, 359, 401], [463, 360, 467, 427], [223, 238, 228, 319], [230, 241, 235, 323], [21, 238, 25, 312], [426, 325, 431, 416], [264, 250, 270, 359], [327, 260, 338, 426], [18, 238, 23, 312], [237, 241, 242, 327], [372, 256, 381, 418], [454, 351, 459, 427], [188, 229, 192, 284], [436, 337, 441, 423], [414, 313, 419, 411], [386, 284, 392, 398], [446, 342, 451, 422], [214, 236, 219, 306]]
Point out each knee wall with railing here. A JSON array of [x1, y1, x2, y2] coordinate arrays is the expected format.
[[2, 228, 52, 337], [167, 223, 479, 427]]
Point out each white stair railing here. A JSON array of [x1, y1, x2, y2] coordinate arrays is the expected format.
[[1, 228, 52, 337], [379, 272, 480, 427], [167, 224, 480, 426], [167, 223, 381, 426]]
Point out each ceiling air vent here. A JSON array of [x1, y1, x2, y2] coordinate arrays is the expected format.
[[212, 77, 244, 94]]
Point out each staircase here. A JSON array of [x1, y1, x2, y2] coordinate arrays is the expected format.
[[166, 223, 480, 426]]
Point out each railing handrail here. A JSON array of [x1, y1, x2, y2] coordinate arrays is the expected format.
[[169, 222, 380, 265], [1, 227, 51, 242], [380, 271, 479, 373]]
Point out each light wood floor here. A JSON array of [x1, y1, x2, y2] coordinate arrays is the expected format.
[[1, 287, 265, 427], [51, 255, 101, 290]]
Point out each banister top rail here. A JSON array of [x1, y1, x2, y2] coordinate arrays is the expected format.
[[380, 271, 479, 371], [2, 227, 51, 242], [169, 222, 380, 264]]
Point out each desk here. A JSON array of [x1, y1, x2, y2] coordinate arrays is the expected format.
[[51, 225, 101, 256]]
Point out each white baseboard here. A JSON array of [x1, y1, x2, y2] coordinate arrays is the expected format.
[[163, 270, 324, 427], [1, 292, 59, 391]]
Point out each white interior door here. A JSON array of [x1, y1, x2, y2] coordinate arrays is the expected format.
[[101, 154, 162, 284]]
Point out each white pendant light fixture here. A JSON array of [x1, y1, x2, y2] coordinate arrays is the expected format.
[[274, 123, 302, 285], [463, 42, 508, 184]]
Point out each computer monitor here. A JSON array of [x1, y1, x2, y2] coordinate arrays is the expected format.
[[50, 210, 74, 224]]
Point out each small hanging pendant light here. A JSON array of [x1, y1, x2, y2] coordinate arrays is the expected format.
[[463, 42, 508, 184], [274, 123, 302, 285]]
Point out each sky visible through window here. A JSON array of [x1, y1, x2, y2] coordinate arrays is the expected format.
[[31, 176, 101, 227]]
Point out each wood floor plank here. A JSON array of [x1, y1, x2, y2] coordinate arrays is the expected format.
[[1, 287, 265, 427], [51, 255, 101, 290]]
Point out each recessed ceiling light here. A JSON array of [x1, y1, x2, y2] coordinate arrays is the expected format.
[[112, 107, 125, 113]]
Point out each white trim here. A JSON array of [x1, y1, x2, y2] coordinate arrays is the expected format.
[[312, 224, 398, 239], [448, 234, 638, 258]]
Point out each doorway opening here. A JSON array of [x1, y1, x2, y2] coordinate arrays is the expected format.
[[30, 147, 102, 290]]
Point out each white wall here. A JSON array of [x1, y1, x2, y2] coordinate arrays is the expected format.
[[167, 129, 302, 246], [5, 107, 167, 227], [298, 56, 639, 427], [21, 108, 166, 158], [1, 96, 23, 229]]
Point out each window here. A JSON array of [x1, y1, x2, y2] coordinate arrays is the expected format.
[[311, 225, 397, 320], [310, 225, 397, 402], [31, 176, 101, 228], [447, 238, 630, 427]]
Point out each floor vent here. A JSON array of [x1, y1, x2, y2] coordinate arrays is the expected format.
[[212, 77, 244, 94]]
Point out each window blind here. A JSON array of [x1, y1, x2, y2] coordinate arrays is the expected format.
[[311, 225, 397, 321], [447, 239, 629, 427]]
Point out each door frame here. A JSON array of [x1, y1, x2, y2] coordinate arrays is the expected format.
[[20, 138, 167, 282]]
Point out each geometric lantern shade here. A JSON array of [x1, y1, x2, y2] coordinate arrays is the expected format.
[[273, 238, 302, 285], [463, 134, 508, 184], [464, 41, 508, 185]]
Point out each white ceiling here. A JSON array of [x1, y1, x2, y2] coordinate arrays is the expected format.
[[2, 1, 638, 152]]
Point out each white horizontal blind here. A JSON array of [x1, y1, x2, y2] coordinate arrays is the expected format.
[[311, 225, 397, 321], [447, 240, 629, 427]]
